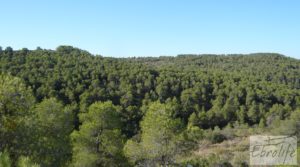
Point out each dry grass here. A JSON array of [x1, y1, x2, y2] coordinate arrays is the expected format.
[[194, 137, 248, 156]]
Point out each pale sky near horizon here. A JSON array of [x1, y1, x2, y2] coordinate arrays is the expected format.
[[0, 0, 299, 58]]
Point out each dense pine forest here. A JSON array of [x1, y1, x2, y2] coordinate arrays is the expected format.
[[0, 46, 299, 166]]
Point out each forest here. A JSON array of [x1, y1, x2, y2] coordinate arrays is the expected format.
[[0, 46, 299, 166]]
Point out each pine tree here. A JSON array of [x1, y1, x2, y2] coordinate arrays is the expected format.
[[71, 101, 128, 167], [124, 101, 184, 166]]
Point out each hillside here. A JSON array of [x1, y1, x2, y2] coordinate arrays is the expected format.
[[0, 46, 299, 166]]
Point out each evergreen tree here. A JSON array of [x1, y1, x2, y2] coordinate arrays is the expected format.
[[124, 101, 184, 166], [26, 98, 73, 167], [0, 74, 34, 160], [71, 101, 127, 167]]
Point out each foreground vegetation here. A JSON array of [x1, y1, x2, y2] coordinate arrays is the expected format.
[[0, 46, 299, 166]]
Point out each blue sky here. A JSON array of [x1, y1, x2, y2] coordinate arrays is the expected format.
[[0, 0, 299, 58]]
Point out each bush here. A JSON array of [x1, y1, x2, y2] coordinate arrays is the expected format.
[[205, 127, 227, 144], [0, 151, 11, 167], [180, 157, 210, 167]]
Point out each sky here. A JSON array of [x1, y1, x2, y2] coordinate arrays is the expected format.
[[0, 0, 299, 58]]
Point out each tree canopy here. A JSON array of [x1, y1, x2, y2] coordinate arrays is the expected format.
[[0, 46, 299, 166]]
